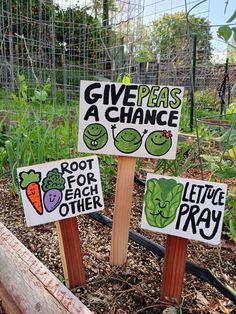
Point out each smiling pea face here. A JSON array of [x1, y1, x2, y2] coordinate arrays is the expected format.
[[145, 178, 183, 228], [145, 130, 172, 156], [83, 123, 108, 150], [114, 128, 142, 153]]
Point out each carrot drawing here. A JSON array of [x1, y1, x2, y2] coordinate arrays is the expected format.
[[19, 170, 43, 215]]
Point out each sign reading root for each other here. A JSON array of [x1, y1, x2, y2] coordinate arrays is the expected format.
[[78, 80, 184, 159], [17, 156, 104, 227], [141, 174, 227, 245]]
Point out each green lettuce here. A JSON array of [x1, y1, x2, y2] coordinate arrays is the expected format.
[[144, 178, 183, 228]]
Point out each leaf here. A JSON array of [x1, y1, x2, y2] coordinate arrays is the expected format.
[[18, 74, 25, 82], [232, 27, 236, 42], [229, 219, 236, 239], [228, 146, 236, 159], [34, 90, 48, 102], [216, 166, 236, 178], [226, 10, 236, 23], [196, 291, 209, 306], [11, 94, 18, 102], [217, 25, 232, 41], [116, 73, 131, 84]]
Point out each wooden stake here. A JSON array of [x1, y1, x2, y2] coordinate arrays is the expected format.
[[160, 235, 188, 305], [56, 217, 86, 288], [110, 156, 136, 265]]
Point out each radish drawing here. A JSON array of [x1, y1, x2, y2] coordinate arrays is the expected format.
[[42, 168, 65, 212]]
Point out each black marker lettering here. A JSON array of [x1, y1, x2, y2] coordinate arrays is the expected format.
[[61, 162, 72, 175], [120, 107, 133, 123], [123, 85, 138, 106], [93, 195, 103, 209], [59, 203, 69, 217], [84, 105, 99, 121], [111, 84, 126, 105], [67, 175, 76, 188], [182, 205, 200, 234], [105, 107, 119, 122], [84, 83, 102, 104], [199, 210, 222, 240], [87, 172, 97, 184], [168, 110, 179, 127]]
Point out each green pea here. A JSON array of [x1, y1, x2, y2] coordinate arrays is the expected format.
[[114, 128, 142, 154], [145, 131, 172, 156], [83, 123, 108, 150]]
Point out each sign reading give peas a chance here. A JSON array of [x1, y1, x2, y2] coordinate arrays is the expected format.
[[141, 174, 227, 245], [17, 156, 104, 227], [78, 80, 184, 159]]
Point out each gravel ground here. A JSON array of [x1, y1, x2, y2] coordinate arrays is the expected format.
[[0, 174, 236, 314]]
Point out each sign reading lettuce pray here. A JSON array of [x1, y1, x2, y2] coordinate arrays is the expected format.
[[141, 174, 227, 245], [17, 156, 104, 227], [78, 80, 184, 159]]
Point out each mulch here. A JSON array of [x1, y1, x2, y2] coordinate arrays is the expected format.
[[0, 172, 235, 313]]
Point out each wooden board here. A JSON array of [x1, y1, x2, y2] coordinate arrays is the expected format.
[[56, 217, 86, 288], [109, 156, 136, 265], [160, 235, 188, 305], [0, 282, 23, 314], [0, 222, 91, 314]]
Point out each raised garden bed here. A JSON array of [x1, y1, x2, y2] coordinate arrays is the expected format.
[[0, 222, 91, 314]]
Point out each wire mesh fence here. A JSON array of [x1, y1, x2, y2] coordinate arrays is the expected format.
[[0, 0, 235, 174]]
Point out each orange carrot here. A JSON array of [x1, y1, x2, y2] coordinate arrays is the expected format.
[[19, 170, 43, 215], [25, 182, 43, 215]]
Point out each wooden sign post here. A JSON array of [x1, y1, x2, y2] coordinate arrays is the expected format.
[[56, 218, 86, 288], [141, 173, 227, 305], [109, 156, 136, 265], [160, 235, 188, 304], [17, 156, 104, 288]]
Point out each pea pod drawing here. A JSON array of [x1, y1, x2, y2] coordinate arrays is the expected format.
[[144, 178, 183, 228], [42, 168, 65, 212]]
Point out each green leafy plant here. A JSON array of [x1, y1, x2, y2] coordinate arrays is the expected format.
[[11, 73, 28, 107], [154, 141, 197, 177], [99, 155, 117, 196], [31, 77, 51, 103], [194, 89, 217, 109], [224, 192, 236, 243], [232, 83, 236, 97], [0, 147, 7, 176], [116, 73, 131, 84]]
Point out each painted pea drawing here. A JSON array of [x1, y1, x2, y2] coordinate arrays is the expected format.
[[112, 124, 147, 153], [145, 178, 183, 228], [83, 123, 108, 150], [42, 168, 65, 212], [145, 130, 172, 156]]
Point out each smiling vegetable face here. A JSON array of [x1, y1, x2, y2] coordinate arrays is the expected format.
[[83, 123, 108, 150], [43, 189, 62, 212], [144, 178, 183, 228], [145, 131, 172, 156], [114, 128, 142, 153]]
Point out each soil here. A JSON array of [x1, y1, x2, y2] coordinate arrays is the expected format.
[[0, 165, 236, 314]]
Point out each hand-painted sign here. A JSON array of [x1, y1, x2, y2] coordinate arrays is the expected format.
[[17, 156, 104, 227], [78, 80, 184, 159], [141, 174, 227, 245]]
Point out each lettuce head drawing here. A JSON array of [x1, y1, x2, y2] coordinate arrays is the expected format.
[[144, 178, 183, 228]]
